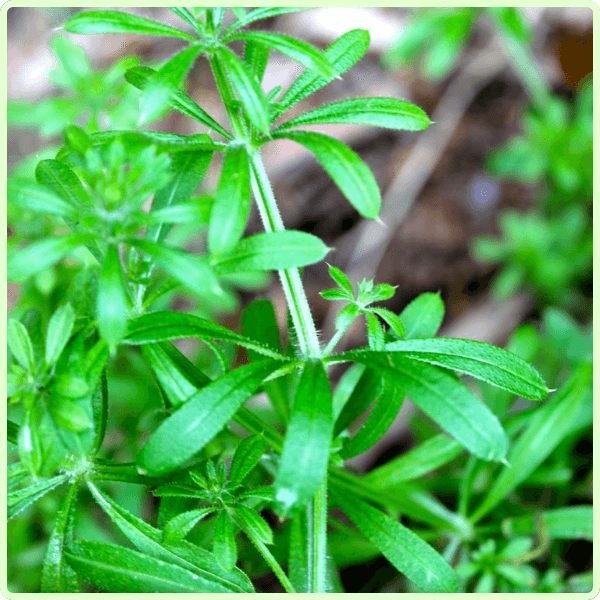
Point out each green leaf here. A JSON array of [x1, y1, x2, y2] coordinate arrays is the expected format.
[[332, 492, 458, 592], [334, 367, 382, 436], [244, 40, 270, 83], [370, 308, 405, 338], [127, 239, 227, 307], [35, 160, 91, 210], [8, 178, 76, 217], [503, 506, 592, 541], [47, 396, 93, 432], [138, 360, 283, 476], [208, 145, 251, 256], [487, 7, 531, 43], [86, 481, 252, 591], [277, 29, 370, 115], [400, 292, 445, 339], [366, 434, 463, 488], [274, 361, 333, 514], [214, 511, 238, 571], [89, 130, 225, 153], [276, 97, 431, 133], [471, 362, 592, 522], [8, 319, 36, 374], [65, 540, 231, 593], [212, 230, 330, 274], [8, 420, 19, 446], [366, 312, 385, 350], [385, 337, 549, 400], [330, 351, 508, 462], [125, 67, 232, 140], [8, 474, 69, 521], [169, 7, 197, 30], [145, 197, 212, 227], [340, 378, 405, 459], [223, 7, 308, 35], [232, 505, 273, 545], [320, 289, 351, 301], [229, 435, 266, 487], [217, 47, 270, 135], [147, 151, 214, 245], [125, 311, 288, 361], [271, 130, 381, 219], [65, 10, 196, 41], [327, 264, 354, 296], [138, 45, 203, 124], [226, 32, 336, 79], [45, 303, 76, 366], [163, 508, 216, 543], [50, 34, 91, 84], [335, 303, 361, 333], [96, 245, 129, 352], [8, 234, 92, 282], [41, 482, 79, 592]]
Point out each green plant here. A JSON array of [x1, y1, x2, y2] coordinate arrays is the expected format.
[[8, 8, 591, 594]]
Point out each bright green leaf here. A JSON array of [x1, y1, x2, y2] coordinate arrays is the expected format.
[[8, 319, 36, 374], [8, 474, 69, 521], [45, 303, 75, 366], [400, 292, 445, 339], [214, 511, 238, 571], [229, 435, 266, 487], [8, 178, 76, 217]]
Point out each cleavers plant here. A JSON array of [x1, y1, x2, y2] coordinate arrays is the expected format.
[[8, 8, 553, 593]]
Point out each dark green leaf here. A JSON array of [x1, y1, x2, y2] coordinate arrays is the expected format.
[[87, 481, 252, 591], [125, 66, 232, 139], [127, 239, 227, 307], [8, 178, 76, 217], [226, 32, 336, 78], [232, 505, 273, 545], [276, 97, 431, 133], [124, 311, 288, 361], [45, 303, 76, 366], [340, 378, 404, 459], [366, 434, 463, 488], [276, 29, 370, 116], [97, 245, 129, 352], [271, 130, 381, 219], [289, 512, 308, 592], [8, 474, 69, 521], [208, 145, 251, 256], [274, 361, 333, 514], [91, 370, 108, 454], [332, 492, 458, 592], [217, 47, 270, 134], [214, 511, 238, 571], [41, 482, 79, 592], [8, 420, 19, 446], [385, 337, 549, 400], [472, 362, 592, 522], [400, 292, 445, 339], [211, 230, 331, 274], [330, 351, 508, 462], [65, 10, 196, 41], [229, 435, 266, 487], [8, 319, 36, 374], [8, 234, 92, 282], [138, 361, 283, 476]]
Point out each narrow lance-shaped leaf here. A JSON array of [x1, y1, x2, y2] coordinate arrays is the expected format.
[[86, 130, 225, 153], [41, 482, 80, 592], [8, 474, 69, 521], [138, 360, 283, 476], [45, 303, 75, 366], [96, 245, 129, 353], [385, 337, 549, 400], [35, 159, 91, 210], [124, 311, 289, 361], [169, 7, 197, 30], [400, 292, 445, 339], [275, 97, 431, 133], [225, 31, 336, 79], [163, 508, 217, 544], [223, 7, 308, 35], [8, 319, 36, 374], [208, 145, 251, 256], [274, 361, 333, 514], [229, 435, 266, 487], [8, 178, 76, 217], [244, 40, 270, 84], [64, 540, 231, 593], [502, 506, 592, 541], [366, 434, 463, 488], [270, 130, 381, 220], [65, 10, 197, 41], [211, 230, 331, 275], [214, 511, 238, 572], [216, 47, 270, 135], [471, 362, 592, 523], [276, 29, 370, 116], [332, 491, 458, 592], [125, 66, 232, 140], [329, 351, 508, 462], [86, 481, 253, 592], [8, 234, 92, 283]]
